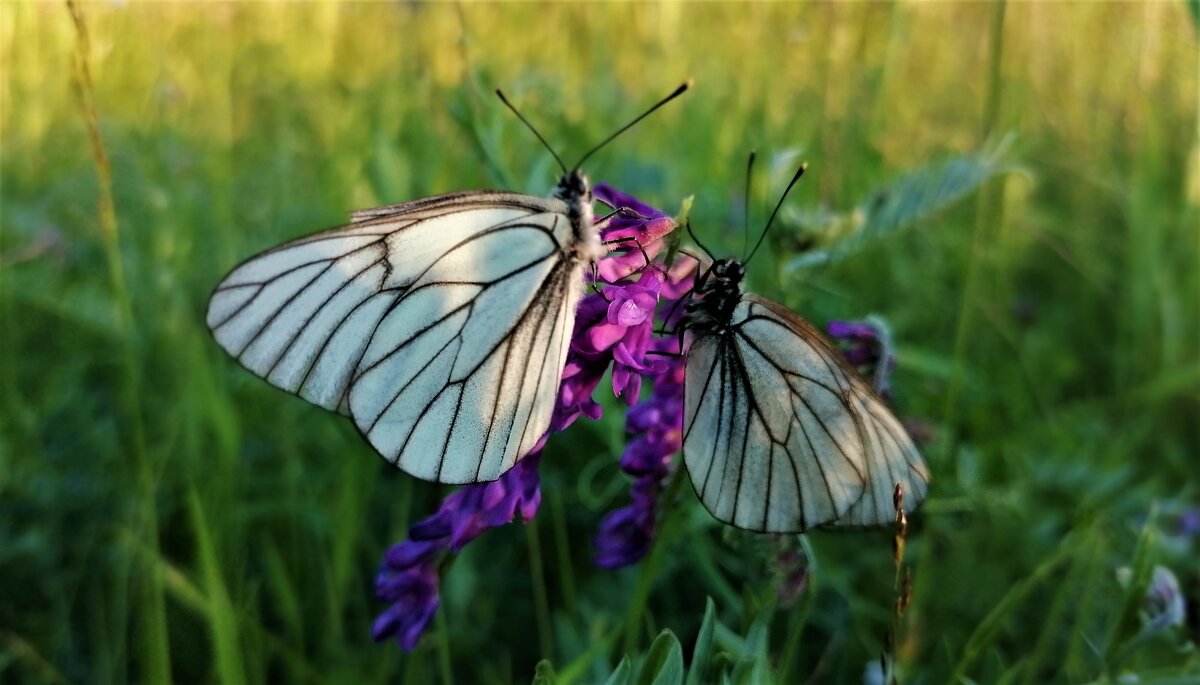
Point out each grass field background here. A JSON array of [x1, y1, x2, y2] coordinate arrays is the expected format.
[[2, 2, 1198, 683]]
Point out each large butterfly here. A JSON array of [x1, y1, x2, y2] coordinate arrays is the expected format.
[[206, 84, 689, 484], [676, 162, 930, 533]]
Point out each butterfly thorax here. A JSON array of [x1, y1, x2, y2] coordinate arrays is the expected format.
[[552, 170, 601, 262], [683, 258, 746, 335]]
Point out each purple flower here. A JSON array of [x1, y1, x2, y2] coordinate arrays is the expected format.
[[373, 448, 543, 650], [594, 183, 676, 283], [773, 536, 810, 606], [1117, 564, 1187, 633], [828, 317, 895, 399], [1177, 507, 1200, 538], [373, 186, 678, 651], [372, 565, 440, 651], [593, 264, 694, 569]]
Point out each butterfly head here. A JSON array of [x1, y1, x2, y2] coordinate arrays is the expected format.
[[553, 170, 592, 205], [684, 258, 745, 334]]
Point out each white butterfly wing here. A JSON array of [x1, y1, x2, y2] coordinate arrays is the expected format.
[[206, 191, 581, 483], [348, 210, 580, 483], [683, 296, 869, 533], [826, 381, 930, 528], [686, 292, 926, 532]]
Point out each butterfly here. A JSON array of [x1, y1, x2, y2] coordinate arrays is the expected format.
[[206, 83, 689, 484], [674, 158, 929, 533]]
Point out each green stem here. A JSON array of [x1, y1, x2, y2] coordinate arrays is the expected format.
[[435, 609, 455, 685], [550, 489, 578, 615], [65, 2, 169, 682], [942, 0, 1008, 453], [776, 566, 818, 684], [622, 466, 687, 655], [525, 517, 555, 660]]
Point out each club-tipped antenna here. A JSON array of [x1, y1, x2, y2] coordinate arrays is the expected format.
[[495, 89, 568, 175], [740, 150, 757, 260], [686, 218, 717, 261], [572, 80, 692, 171], [744, 162, 807, 266]]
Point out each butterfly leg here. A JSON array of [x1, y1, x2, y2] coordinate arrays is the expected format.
[[595, 206, 650, 223], [601, 235, 653, 272], [587, 262, 613, 302]]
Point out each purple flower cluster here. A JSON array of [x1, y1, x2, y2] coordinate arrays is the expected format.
[[593, 257, 696, 568], [827, 317, 896, 400], [372, 185, 680, 651], [594, 341, 685, 568], [373, 447, 544, 650]]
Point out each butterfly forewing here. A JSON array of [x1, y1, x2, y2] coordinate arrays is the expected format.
[[206, 191, 582, 484], [684, 296, 869, 533]]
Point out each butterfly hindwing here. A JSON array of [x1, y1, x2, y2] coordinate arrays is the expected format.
[[737, 294, 929, 529]]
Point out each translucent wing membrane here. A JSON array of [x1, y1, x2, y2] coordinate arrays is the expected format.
[[684, 298, 867, 532], [827, 386, 930, 527], [206, 191, 580, 484], [681, 284, 930, 532], [740, 296, 929, 528]]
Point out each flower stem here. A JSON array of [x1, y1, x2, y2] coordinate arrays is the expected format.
[[435, 609, 455, 685], [550, 489, 578, 614], [525, 518, 555, 659], [777, 567, 818, 683], [66, 2, 169, 682], [621, 464, 688, 655]]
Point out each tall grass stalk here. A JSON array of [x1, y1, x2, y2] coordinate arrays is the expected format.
[[65, 2, 170, 682], [943, 0, 1008, 450]]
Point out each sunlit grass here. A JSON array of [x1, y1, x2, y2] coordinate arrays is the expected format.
[[1, 2, 1197, 683]]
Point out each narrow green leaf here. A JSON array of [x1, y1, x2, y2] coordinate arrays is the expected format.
[[1104, 507, 1160, 671], [603, 657, 633, 685], [785, 137, 1018, 272], [637, 630, 684, 685], [685, 598, 717, 685], [948, 532, 1085, 685], [188, 490, 246, 685], [532, 659, 558, 685]]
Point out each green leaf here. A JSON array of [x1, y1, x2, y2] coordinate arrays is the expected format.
[[785, 136, 1018, 272], [949, 532, 1086, 685], [685, 598, 717, 685], [532, 659, 558, 685], [603, 657, 634, 685], [728, 605, 773, 685], [637, 630, 685, 685], [188, 490, 246, 685], [1104, 507, 1161, 671]]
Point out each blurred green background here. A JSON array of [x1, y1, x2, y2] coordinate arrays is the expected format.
[[2, 2, 1198, 683]]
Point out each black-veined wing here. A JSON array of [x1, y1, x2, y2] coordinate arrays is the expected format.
[[683, 293, 869, 533], [686, 292, 926, 532], [206, 191, 584, 483]]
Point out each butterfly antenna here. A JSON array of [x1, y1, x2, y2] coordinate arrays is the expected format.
[[495, 89, 568, 174], [740, 150, 757, 260], [686, 218, 717, 261], [745, 162, 807, 266], [572, 80, 692, 171]]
